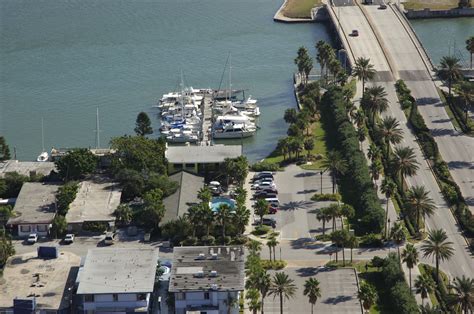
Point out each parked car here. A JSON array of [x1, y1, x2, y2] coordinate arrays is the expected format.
[[63, 234, 75, 244], [253, 181, 276, 190], [265, 197, 280, 207], [379, 3, 387, 9], [255, 192, 278, 200], [254, 187, 278, 196], [268, 205, 278, 214], [351, 29, 359, 37], [261, 218, 277, 228], [27, 233, 38, 244], [252, 172, 274, 182], [104, 232, 115, 245]]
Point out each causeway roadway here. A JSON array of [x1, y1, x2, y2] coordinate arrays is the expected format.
[[327, 0, 473, 278]]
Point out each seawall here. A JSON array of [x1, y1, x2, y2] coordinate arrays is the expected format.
[[405, 7, 474, 19]]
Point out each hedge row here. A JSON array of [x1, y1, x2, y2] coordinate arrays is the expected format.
[[320, 86, 384, 234], [311, 193, 342, 202], [443, 91, 473, 133], [381, 254, 419, 313], [395, 80, 474, 241]]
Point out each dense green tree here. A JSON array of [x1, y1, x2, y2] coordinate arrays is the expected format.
[[467, 36, 474, 68], [56, 181, 79, 215], [140, 188, 165, 232], [0, 136, 10, 161], [303, 277, 321, 314], [447, 275, 474, 313], [392, 146, 419, 190], [377, 116, 403, 157], [0, 230, 15, 266], [322, 150, 348, 194], [110, 135, 166, 175], [114, 204, 132, 225], [0, 205, 12, 226], [55, 148, 98, 181], [362, 85, 389, 124], [405, 185, 436, 232], [115, 168, 145, 201], [358, 281, 377, 313], [246, 288, 261, 314], [367, 143, 382, 163], [269, 272, 297, 314], [421, 229, 455, 283], [401, 243, 419, 291], [354, 57, 376, 92], [0, 172, 29, 198], [51, 215, 67, 238], [415, 274, 435, 306], [303, 138, 314, 158], [134, 112, 153, 136], [284, 108, 298, 124], [437, 56, 462, 96], [222, 156, 248, 186]]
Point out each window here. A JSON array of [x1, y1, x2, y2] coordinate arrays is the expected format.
[[84, 295, 94, 302], [20, 225, 31, 233], [185, 163, 194, 168], [37, 225, 47, 232], [204, 292, 210, 300], [137, 293, 147, 301], [174, 164, 183, 170], [175, 293, 186, 300], [113, 294, 118, 301]]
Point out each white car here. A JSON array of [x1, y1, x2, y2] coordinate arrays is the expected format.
[[27, 233, 38, 244], [64, 234, 75, 244], [252, 181, 276, 190]]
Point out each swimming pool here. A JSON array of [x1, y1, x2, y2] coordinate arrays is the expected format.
[[210, 197, 236, 212]]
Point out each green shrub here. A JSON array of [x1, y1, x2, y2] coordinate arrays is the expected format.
[[231, 235, 248, 245], [56, 181, 79, 215], [359, 233, 383, 248], [250, 161, 280, 172], [200, 235, 216, 245], [82, 221, 108, 232], [434, 161, 450, 181], [314, 234, 331, 241], [181, 236, 198, 246], [261, 259, 287, 270], [311, 193, 342, 202], [441, 183, 458, 206], [251, 225, 271, 236]]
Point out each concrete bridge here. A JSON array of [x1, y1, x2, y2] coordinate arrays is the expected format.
[[326, 0, 474, 279]]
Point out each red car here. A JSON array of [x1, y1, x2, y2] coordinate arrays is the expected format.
[[268, 205, 278, 214]]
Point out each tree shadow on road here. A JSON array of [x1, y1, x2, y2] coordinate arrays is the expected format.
[[290, 237, 326, 250], [447, 160, 474, 169], [280, 200, 314, 211], [323, 295, 354, 304]]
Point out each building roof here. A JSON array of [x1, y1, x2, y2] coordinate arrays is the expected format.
[[165, 145, 242, 164], [0, 160, 55, 178], [0, 251, 80, 310], [77, 248, 159, 294], [169, 246, 245, 293], [7, 183, 59, 225], [66, 178, 121, 224], [162, 171, 204, 225]]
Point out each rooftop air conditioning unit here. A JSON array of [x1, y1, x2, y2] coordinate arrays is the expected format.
[[194, 271, 205, 278], [209, 270, 218, 277], [196, 253, 206, 260], [210, 284, 219, 290], [210, 253, 218, 260]]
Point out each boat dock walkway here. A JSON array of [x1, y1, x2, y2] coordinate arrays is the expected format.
[[200, 94, 213, 145]]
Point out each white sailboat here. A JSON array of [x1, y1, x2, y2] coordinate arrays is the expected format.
[[36, 118, 49, 162]]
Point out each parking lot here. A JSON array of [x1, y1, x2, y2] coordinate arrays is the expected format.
[[249, 165, 335, 240], [262, 267, 361, 314]]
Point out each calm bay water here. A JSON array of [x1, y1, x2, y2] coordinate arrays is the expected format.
[[0, 0, 471, 161]]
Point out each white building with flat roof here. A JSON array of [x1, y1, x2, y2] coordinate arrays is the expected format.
[[76, 248, 159, 313], [7, 182, 59, 237], [169, 246, 245, 314]]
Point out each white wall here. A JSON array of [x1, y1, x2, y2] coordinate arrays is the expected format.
[[18, 224, 50, 237], [174, 291, 240, 314], [82, 293, 150, 311]]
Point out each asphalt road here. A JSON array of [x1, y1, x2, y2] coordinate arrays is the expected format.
[[365, 4, 474, 215], [333, 3, 474, 278]]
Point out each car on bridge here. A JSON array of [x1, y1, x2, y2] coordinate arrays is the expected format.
[[351, 29, 359, 37]]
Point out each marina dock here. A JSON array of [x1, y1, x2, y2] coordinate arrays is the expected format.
[[200, 93, 213, 145]]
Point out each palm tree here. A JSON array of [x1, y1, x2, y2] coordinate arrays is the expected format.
[[247, 239, 262, 256], [354, 57, 376, 92], [254, 199, 269, 226], [415, 274, 435, 306], [277, 137, 291, 160], [316, 206, 332, 236], [322, 150, 348, 194], [185, 204, 202, 237], [437, 56, 462, 96], [362, 85, 389, 124], [326, 203, 342, 232], [197, 186, 212, 204], [200, 203, 215, 236], [369, 159, 382, 188], [401, 244, 419, 291], [340, 204, 355, 229], [269, 272, 297, 314], [419, 304, 443, 314], [421, 229, 455, 283], [216, 204, 233, 241], [358, 281, 377, 313], [367, 143, 382, 163], [447, 275, 474, 314], [246, 288, 261, 314], [455, 81, 474, 121], [377, 116, 403, 157], [257, 271, 271, 314], [405, 185, 436, 233], [393, 146, 419, 190], [352, 108, 366, 128], [267, 237, 279, 261], [347, 234, 359, 263], [303, 277, 322, 314], [233, 205, 250, 235], [380, 178, 396, 239], [467, 36, 474, 69], [390, 222, 406, 260], [357, 125, 367, 151], [331, 229, 349, 265]]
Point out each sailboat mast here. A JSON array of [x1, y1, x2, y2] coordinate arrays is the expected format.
[[229, 53, 232, 102], [41, 118, 45, 152], [96, 107, 100, 149]]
